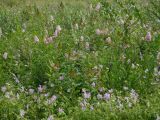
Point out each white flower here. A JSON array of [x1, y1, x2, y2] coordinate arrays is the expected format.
[[29, 89, 34, 94], [58, 108, 64, 113], [59, 75, 64, 80], [123, 86, 128, 91], [131, 63, 136, 69], [47, 115, 54, 120], [91, 82, 96, 87], [105, 37, 112, 44], [5, 92, 10, 98], [96, 29, 101, 35], [80, 36, 84, 42], [130, 89, 139, 103], [75, 23, 79, 29], [1, 86, 7, 92], [95, 3, 101, 11], [38, 85, 43, 93], [20, 109, 25, 117], [156, 114, 160, 120], [3, 52, 8, 60], [97, 94, 103, 100], [157, 52, 160, 60], [56, 25, 62, 32], [34, 35, 39, 43], [145, 69, 149, 73], [85, 42, 90, 50], [50, 15, 54, 21]]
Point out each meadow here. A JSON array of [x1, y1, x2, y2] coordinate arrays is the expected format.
[[0, 0, 160, 119]]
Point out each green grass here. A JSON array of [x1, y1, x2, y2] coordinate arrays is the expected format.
[[0, 0, 160, 119]]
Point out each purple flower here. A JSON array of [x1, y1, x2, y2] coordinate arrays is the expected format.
[[38, 85, 43, 93], [83, 91, 91, 99], [104, 93, 110, 101], [145, 32, 152, 41], [48, 95, 57, 104]]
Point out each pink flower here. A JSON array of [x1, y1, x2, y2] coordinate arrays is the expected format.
[[95, 3, 101, 11], [145, 32, 152, 41], [44, 37, 53, 44], [48, 95, 57, 104]]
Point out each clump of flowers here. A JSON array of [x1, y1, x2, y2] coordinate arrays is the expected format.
[[96, 29, 108, 35], [44, 25, 62, 44]]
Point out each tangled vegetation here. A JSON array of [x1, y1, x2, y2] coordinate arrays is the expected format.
[[0, 0, 160, 119]]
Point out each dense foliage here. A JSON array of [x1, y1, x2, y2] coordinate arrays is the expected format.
[[0, 0, 160, 119]]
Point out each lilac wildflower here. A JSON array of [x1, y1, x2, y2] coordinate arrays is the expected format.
[[104, 93, 111, 101], [145, 32, 152, 41]]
